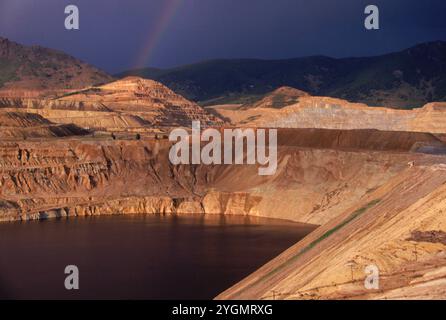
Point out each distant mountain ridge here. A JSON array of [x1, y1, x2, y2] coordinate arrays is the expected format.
[[0, 37, 113, 92], [118, 41, 446, 109]]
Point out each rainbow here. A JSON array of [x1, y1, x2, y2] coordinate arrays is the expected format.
[[135, 0, 183, 69]]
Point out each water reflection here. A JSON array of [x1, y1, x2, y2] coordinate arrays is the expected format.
[[0, 214, 316, 299]]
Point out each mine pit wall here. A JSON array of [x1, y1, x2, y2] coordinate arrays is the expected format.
[[217, 165, 446, 300], [244, 101, 446, 134], [0, 97, 107, 111], [0, 128, 443, 223]]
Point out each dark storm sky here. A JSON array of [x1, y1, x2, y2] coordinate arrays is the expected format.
[[0, 0, 445, 73]]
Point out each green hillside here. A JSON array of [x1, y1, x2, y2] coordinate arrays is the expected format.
[[118, 41, 446, 109]]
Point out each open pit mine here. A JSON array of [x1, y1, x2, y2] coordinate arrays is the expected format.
[[1, 71, 446, 299]]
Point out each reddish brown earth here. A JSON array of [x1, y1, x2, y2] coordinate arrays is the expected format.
[[1, 72, 446, 299]]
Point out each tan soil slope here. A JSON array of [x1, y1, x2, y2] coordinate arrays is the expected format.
[[217, 165, 446, 300], [211, 94, 446, 133]]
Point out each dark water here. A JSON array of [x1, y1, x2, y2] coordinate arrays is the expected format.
[[0, 214, 316, 300]]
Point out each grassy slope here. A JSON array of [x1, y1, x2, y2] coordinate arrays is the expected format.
[[117, 41, 446, 109]]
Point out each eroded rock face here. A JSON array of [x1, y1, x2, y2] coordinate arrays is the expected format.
[[202, 191, 262, 216], [1, 128, 443, 225], [0, 77, 224, 131]]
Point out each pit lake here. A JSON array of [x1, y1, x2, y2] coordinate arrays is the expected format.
[[0, 214, 316, 299]]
